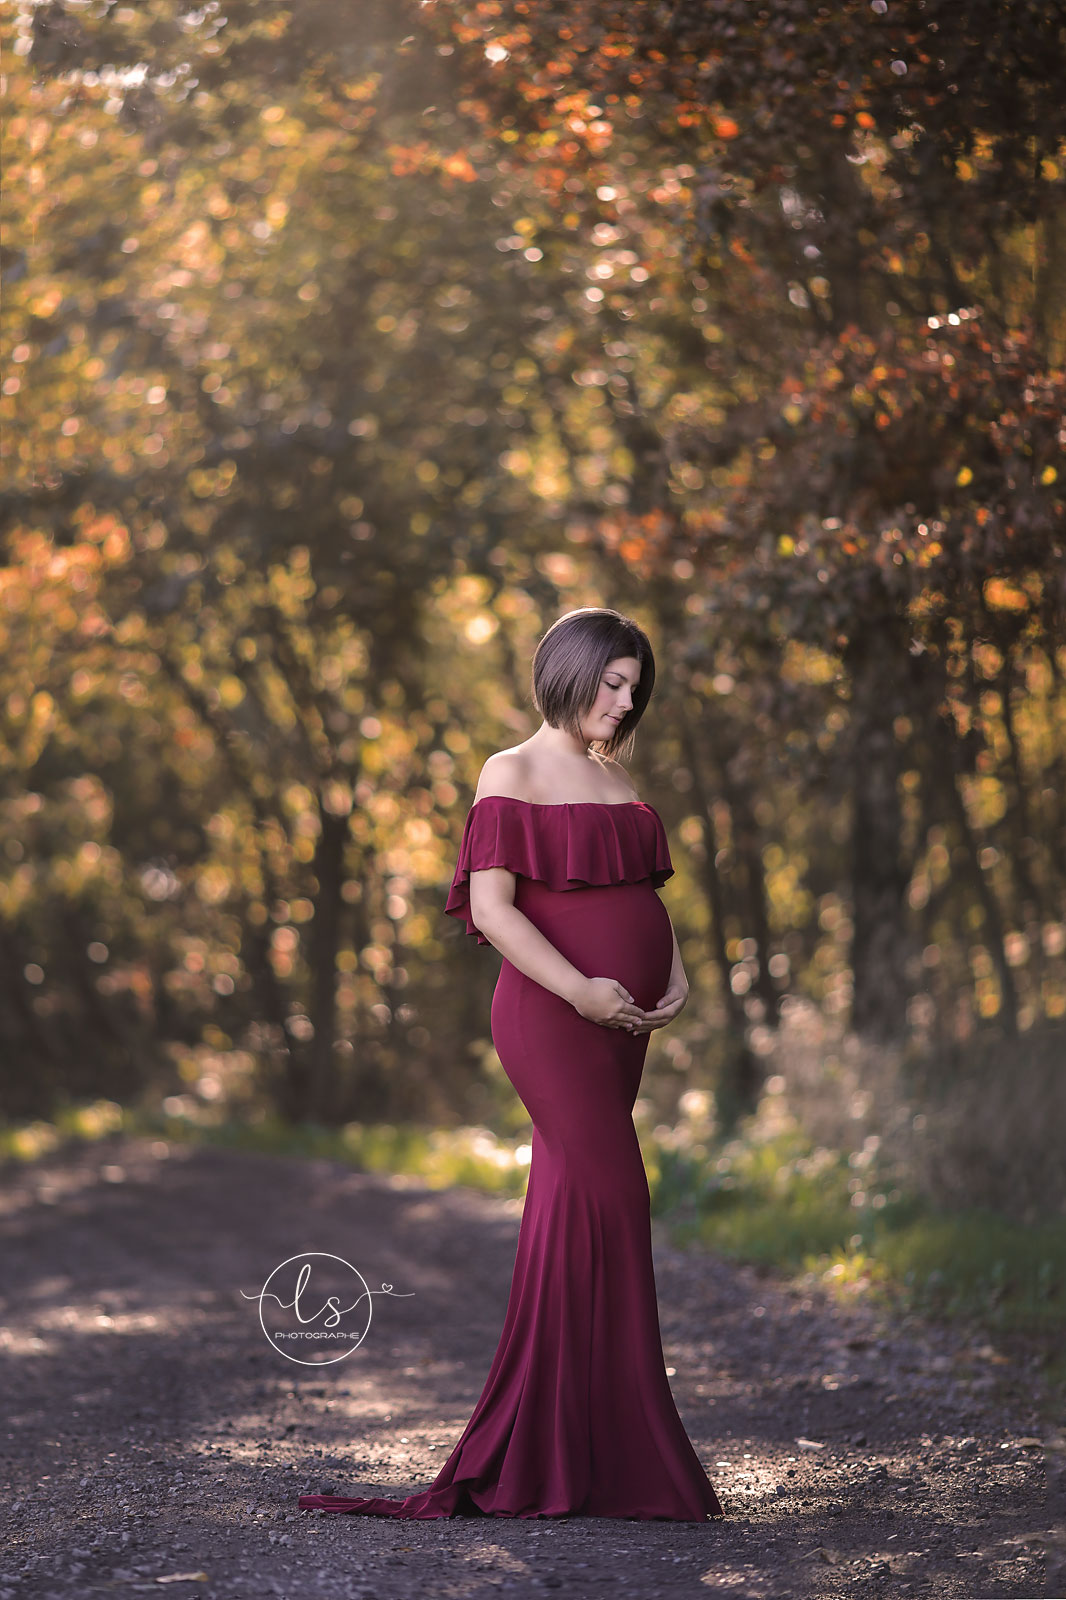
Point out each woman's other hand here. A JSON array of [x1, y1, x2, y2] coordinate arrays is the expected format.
[[628, 981, 688, 1033]]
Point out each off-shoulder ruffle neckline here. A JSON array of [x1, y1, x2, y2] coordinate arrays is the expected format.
[[470, 795, 654, 811], [446, 794, 673, 944]]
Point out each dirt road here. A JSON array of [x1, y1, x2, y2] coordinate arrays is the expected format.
[[0, 1134, 1058, 1598]]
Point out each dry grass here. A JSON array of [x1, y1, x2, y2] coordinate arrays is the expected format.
[[751, 999, 1066, 1223]]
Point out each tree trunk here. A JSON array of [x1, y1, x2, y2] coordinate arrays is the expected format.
[[675, 697, 761, 1124], [932, 717, 1020, 1038], [306, 803, 350, 1124], [844, 623, 914, 1042], [713, 746, 780, 1028]]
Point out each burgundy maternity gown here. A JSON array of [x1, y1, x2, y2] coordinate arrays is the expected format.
[[298, 796, 724, 1522]]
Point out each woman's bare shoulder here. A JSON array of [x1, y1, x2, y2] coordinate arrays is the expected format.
[[472, 749, 534, 804]]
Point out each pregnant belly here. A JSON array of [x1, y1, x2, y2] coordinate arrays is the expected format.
[[511, 878, 674, 1013]]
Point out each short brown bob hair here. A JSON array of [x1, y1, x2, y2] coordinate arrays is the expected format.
[[530, 607, 656, 761]]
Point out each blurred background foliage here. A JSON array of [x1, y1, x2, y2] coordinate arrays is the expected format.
[[2, 0, 1065, 1278]]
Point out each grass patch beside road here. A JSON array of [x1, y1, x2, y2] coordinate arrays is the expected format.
[[647, 1127, 1063, 1341]]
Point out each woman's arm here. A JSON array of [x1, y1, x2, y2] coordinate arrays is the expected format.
[[468, 866, 584, 1006], [470, 869, 646, 1031]]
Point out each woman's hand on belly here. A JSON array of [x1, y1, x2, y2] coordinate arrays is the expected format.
[[628, 979, 689, 1034], [571, 975, 647, 1031]]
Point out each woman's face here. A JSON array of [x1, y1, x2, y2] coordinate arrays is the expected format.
[[582, 654, 641, 741]]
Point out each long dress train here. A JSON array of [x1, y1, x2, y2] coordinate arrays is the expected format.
[[297, 797, 724, 1521]]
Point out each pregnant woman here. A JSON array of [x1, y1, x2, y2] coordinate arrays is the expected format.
[[298, 607, 724, 1522]]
